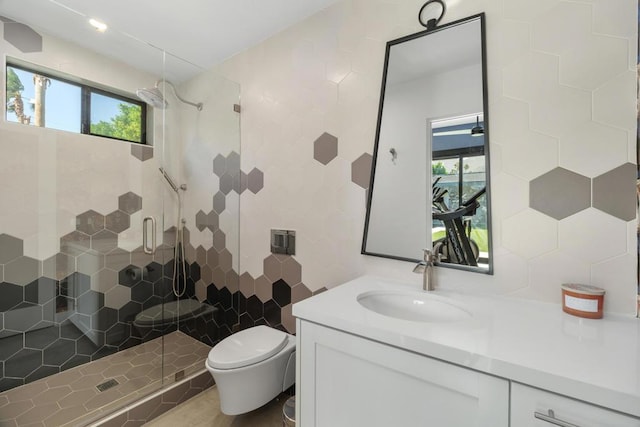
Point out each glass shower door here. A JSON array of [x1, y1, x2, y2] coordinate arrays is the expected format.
[[0, 7, 170, 424]]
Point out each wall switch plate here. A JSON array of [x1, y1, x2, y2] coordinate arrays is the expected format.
[[271, 229, 296, 255]]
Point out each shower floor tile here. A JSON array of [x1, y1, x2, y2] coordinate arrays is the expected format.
[[0, 331, 211, 427]]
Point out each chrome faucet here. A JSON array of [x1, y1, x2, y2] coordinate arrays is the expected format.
[[413, 248, 439, 291]]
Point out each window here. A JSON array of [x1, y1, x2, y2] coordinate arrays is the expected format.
[[5, 61, 147, 144], [431, 117, 488, 261]]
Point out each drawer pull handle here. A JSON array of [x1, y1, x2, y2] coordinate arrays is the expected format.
[[534, 409, 580, 427]]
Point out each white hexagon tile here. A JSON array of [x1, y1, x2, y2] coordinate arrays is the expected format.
[[502, 209, 559, 260]]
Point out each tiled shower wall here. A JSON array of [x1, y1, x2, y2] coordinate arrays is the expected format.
[[0, 19, 241, 392], [200, 0, 638, 322]]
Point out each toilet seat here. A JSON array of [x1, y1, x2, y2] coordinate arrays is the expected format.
[[208, 325, 288, 370]]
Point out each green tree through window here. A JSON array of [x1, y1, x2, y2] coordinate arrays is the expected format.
[[91, 103, 142, 142], [6, 61, 146, 144]]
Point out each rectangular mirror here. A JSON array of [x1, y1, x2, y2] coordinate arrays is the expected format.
[[362, 13, 493, 274]]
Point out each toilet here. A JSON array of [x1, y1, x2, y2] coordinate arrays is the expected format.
[[205, 325, 296, 415]]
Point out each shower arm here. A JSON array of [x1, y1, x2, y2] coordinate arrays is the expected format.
[[155, 79, 203, 111]]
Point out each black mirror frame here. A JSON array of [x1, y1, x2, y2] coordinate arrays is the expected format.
[[361, 13, 493, 275]]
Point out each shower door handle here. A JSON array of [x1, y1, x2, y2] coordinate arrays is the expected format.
[[143, 216, 157, 255]]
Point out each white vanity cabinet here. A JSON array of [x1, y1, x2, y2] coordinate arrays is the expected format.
[[510, 383, 640, 427], [293, 276, 640, 427], [297, 320, 510, 427]]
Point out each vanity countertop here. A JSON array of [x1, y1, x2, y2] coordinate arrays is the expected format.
[[292, 275, 640, 417]]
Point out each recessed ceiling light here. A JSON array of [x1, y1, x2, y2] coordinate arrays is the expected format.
[[88, 18, 107, 32]]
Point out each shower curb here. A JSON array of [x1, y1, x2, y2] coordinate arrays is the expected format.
[[88, 368, 214, 427]]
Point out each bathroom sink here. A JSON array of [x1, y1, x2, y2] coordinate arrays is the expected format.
[[357, 290, 471, 323]]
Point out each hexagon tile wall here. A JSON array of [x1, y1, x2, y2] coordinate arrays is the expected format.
[[0, 188, 232, 392], [211, 0, 637, 316]]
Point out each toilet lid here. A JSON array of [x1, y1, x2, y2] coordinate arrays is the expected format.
[[207, 325, 288, 370]]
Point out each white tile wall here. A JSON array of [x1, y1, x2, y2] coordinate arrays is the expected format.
[[213, 0, 638, 314]]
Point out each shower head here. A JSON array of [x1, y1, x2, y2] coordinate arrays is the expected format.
[[136, 79, 203, 111], [136, 87, 168, 110]]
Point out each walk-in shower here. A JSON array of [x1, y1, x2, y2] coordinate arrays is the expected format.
[[0, 4, 239, 425], [137, 79, 203, 111], [132, 169, 216, 336]]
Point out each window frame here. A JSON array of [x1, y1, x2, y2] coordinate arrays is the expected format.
[[6, 60, 148, 144]]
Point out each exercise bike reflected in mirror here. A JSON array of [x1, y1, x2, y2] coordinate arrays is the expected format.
[[432, 177, 487, 267]]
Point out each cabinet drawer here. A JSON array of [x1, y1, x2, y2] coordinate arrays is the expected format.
[[511, 383, 640, 427], [298, 321, 509, 427]]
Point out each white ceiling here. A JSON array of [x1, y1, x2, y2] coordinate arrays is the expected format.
[[0, 0, 339, 81]]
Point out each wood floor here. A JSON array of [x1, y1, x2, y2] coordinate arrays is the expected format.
[[143, 386, 291, 426]]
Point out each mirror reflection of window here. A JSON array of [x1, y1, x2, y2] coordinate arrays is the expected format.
[[431, 115, 489, 268]]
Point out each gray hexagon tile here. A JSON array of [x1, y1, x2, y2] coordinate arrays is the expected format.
[[351, 153, 372, 189], [219, 249, 232, 272], [130, 246, 153, 269], [529, 167, 591, 220], [263, 255, 282, 282], [105, 248, 131, 272], [281, 257, 302, 286], [255, 275, 272, 303], [92, 268, 118, 293], [247, 168, 264, 194], [292, 283, 313, 304], [3, 21, 42, 53], [226, 270, 239, 294], [91, 229, 118, 254], [195, 210, 208, 232], [313, 132, 338, 165], [130, 145, 153, 162], [5, 256, 40, 285], [239, 272, 255, 297], [76, 210, 105, 235], [76, 251, 105, 276], [211, 267, 226, 290], [592, 163, 636, 221], [206, 211, 219, 231], [213, 154, 227, 177], [195, 245, 207, 266], [105, 210, 130, 233], [42, 253, 74, 281], [226, 151, 241, 177], [219, 173, 233, 195], [206, 247, 219, 267], [59, 231, 91, 256], [212, 230, 226, 252], [213, 192, 226, 214], [0, 234, 24, 263], [118, 192, 142, 215], [233, 171, 248, 194]]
